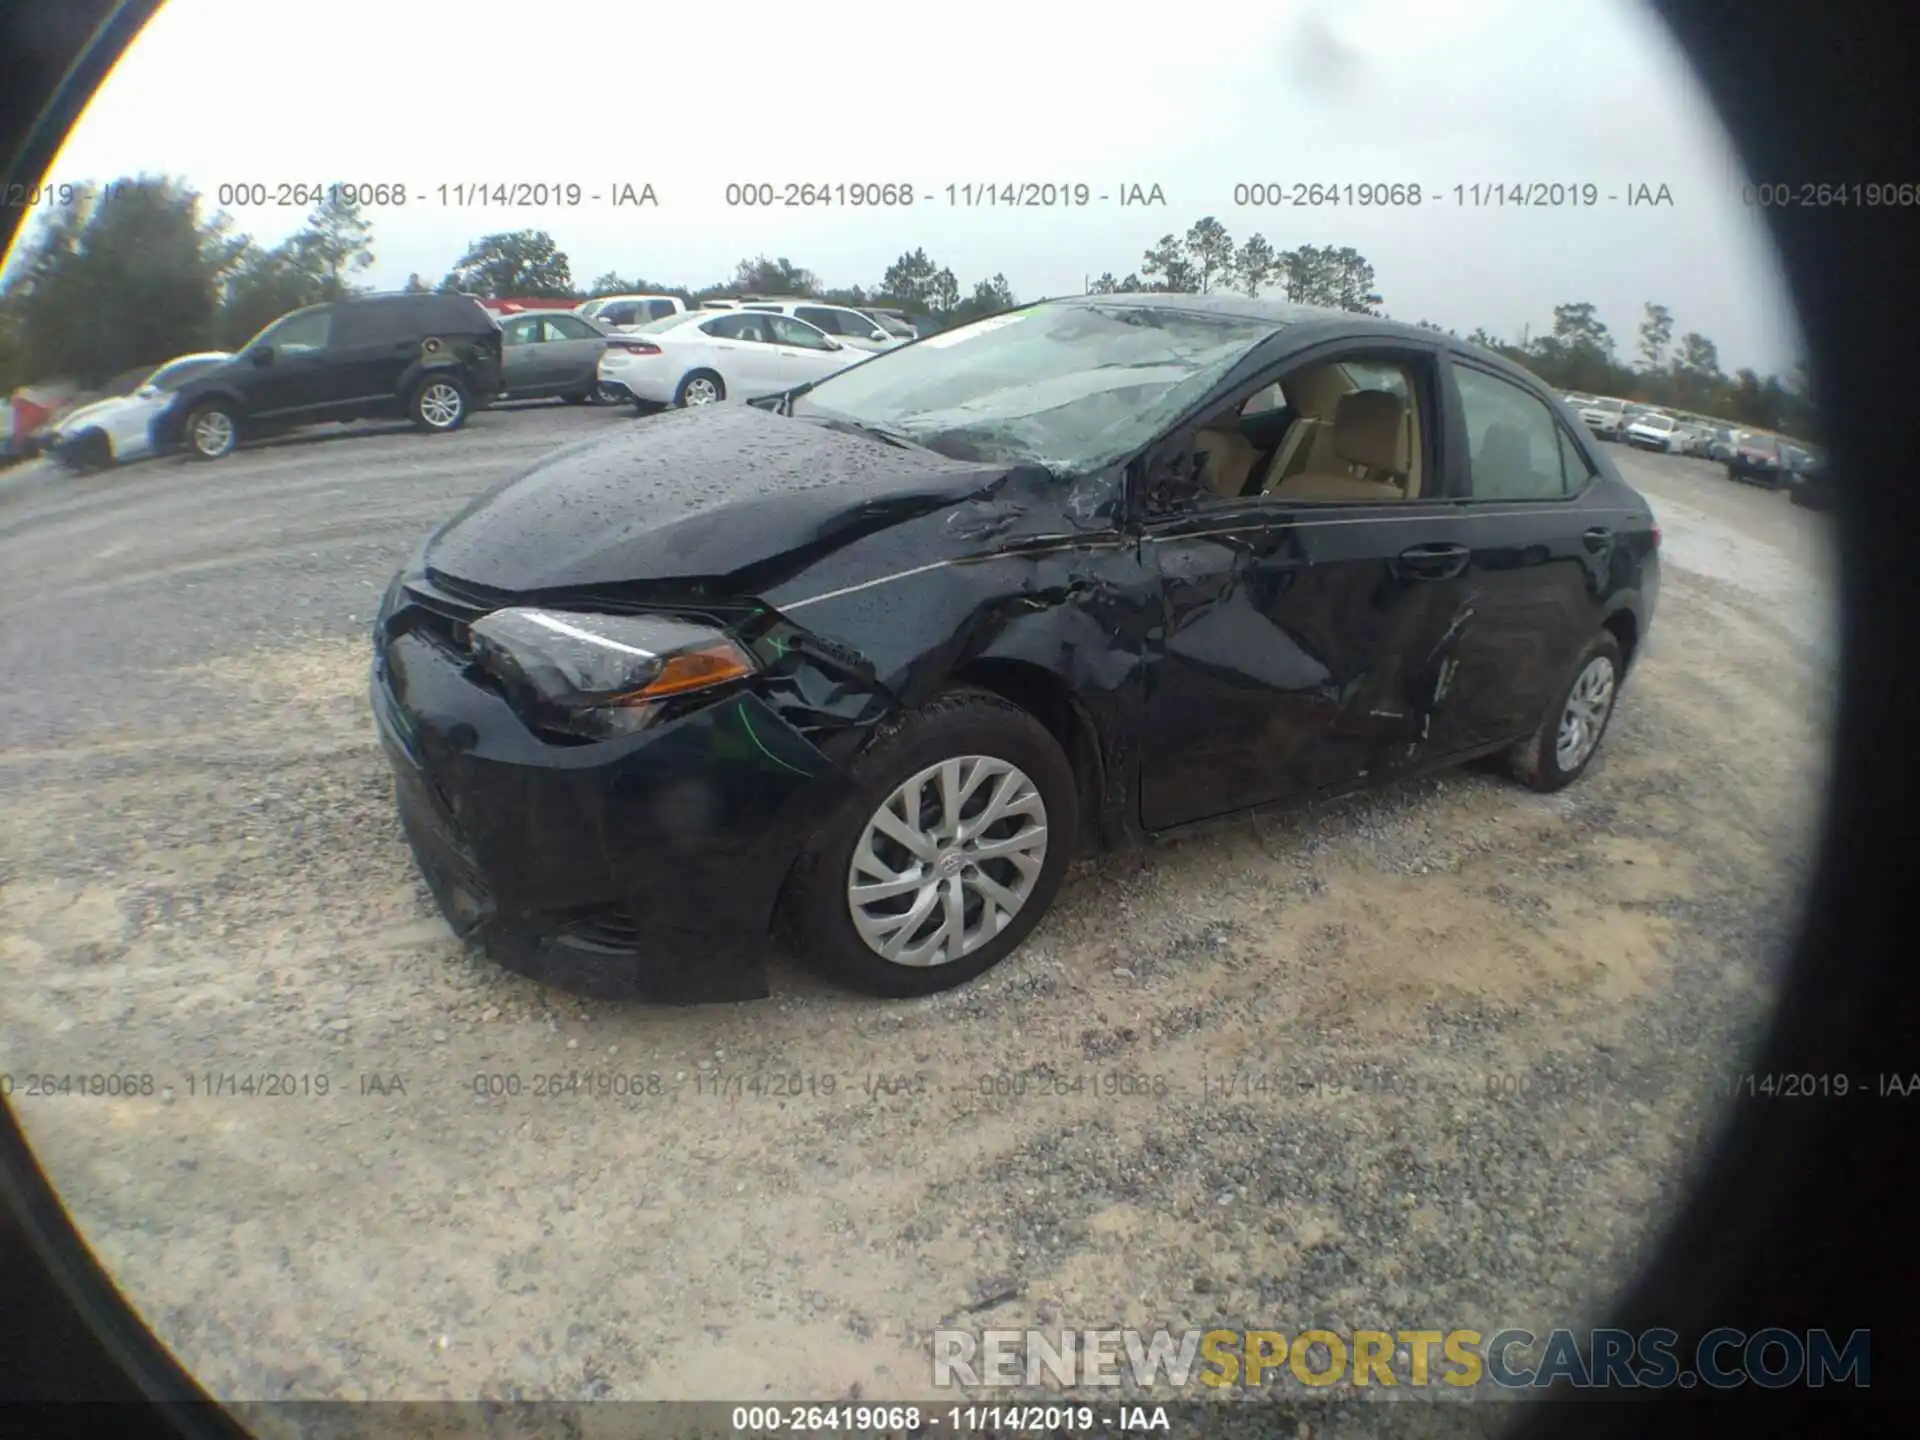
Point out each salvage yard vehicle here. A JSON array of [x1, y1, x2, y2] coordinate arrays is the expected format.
[[594, 307, 860, 410], [734, 299, 906, 353], [1786, 445, 1831, 508], [1579, 395, 1630, 440], [371, 293, 1660, 1004], [155, 293, 505, 460], [1623, 410, 1683, 452], [45, 351, 231, 471], [1725, 432, 1792, 489], [496, 310, 614, 405], [578, 294, 686, 328]]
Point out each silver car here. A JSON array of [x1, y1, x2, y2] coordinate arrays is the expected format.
[[496, 310, 615, 404]]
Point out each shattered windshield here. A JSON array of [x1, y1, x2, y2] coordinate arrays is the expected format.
[[790, 303, 1279, 471]]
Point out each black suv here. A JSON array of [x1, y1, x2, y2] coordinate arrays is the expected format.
[[155, 292, 505, 460]]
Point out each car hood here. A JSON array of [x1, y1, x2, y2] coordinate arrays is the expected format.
[[53, 394, 147, 433], [423, 402, 1110, 595]]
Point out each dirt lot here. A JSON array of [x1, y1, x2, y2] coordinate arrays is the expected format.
[[0, 414, 1837, 1428]]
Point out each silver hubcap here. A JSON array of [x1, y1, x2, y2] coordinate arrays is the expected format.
[[682, 377, 719, 406], [1556, 656, 1616, 771], [847, 755, 1049, 968], [419, 382, 462, 427], [193, 412, 234, 455]]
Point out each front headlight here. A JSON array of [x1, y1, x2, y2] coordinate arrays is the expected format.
[[468, 607, 756, 740]]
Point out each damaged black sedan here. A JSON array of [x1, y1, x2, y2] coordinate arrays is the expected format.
[[371, 295, 1660, 1002]]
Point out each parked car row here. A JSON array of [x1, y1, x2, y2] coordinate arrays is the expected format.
[[32, 284, 944, 468], [1561, 389, 1829, 508]]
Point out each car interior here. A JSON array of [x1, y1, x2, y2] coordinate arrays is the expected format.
[[1186, 357, 1428, 504]]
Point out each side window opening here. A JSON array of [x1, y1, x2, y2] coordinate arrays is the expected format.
[[1161, 353, 1430, 510], [1456, 366, 1573, 500]]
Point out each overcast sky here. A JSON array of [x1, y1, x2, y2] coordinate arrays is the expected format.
[[25, 0, 1801, 373]]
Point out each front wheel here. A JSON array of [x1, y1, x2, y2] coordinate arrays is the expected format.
[[783, 690, 1078, 998], [1506, 632, 1624, 793], [184, 404, 239, 460], [410, 374, 469, 433], [67, 431, 113, 473]]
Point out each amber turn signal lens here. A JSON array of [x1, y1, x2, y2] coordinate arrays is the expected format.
[[618, 642, 754, 702]]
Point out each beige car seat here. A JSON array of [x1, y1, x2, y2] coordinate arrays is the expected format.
[[1270, 389, 1411, 502]]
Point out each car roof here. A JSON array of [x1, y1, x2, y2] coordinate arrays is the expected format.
[[1038, 292, 1573, 392], [587, 293, 680, 304]]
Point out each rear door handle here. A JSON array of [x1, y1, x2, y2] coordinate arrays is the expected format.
[[1583, 526, 1614, 553], [1394, 542, 1470, 580]]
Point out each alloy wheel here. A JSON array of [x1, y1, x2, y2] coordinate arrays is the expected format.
[[846, 755, 1049, 968], [1555, 655, 1617, 772], [682, 377, 719, 406], [419, 382, 463, 428], [192, 411, 234, 457]]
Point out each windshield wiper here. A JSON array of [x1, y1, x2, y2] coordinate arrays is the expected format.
[[799, 413, 926, 452], [776, 381, 817, 416]]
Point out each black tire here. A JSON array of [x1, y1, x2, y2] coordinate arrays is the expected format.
[[672, 370, 725, 408], [183, 403, 239, 461], [409, 373, 470, 433], [783, 689, 1079, 998], [594, 380, 625, 406], [1506, 632, 1625, 793], [562, 389, 591, 405]]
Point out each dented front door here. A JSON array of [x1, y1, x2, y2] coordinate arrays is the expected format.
[[1136, 498, 1481, 832]]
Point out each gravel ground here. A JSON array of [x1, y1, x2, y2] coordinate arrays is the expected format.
[[0, 412, 1837, 1436]]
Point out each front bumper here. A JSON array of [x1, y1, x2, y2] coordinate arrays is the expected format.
[[370, 620, 854, 1003]]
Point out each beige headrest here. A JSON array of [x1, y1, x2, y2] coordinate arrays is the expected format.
[[1333, 390, 1407, 476]]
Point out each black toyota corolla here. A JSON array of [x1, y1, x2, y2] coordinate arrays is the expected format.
[[371, 294, 1660, 1003]]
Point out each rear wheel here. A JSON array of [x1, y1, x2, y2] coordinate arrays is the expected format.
[[673, 370, 724, 408], [1506, 632, 1623, 793], [410, 374, 469, 432], [784, 690, 1078, 998], [184, 404, 238, 460]]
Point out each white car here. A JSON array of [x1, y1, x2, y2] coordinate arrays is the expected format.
[[577, 294, 686, 329], [1622, 411, 1682, 452], [45, 352, 233, 470], [733, 300, 907, 354], [597, 309, 862, 409], [1578, 396, 1629, 440]]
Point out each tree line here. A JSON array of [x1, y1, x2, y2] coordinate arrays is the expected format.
[[1088, 217, 1816, 438], [0, 174, 1813, 436]]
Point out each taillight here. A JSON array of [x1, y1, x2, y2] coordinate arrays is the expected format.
[[1651, 525, 1661, 549], [611, 341, 661, 356]]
